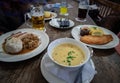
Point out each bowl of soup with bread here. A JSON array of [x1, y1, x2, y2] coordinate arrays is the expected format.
[[47, 38, 90, 68]]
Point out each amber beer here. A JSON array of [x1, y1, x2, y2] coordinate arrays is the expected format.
[[78, 5, 88, 20], [31, 14, 45, 30]]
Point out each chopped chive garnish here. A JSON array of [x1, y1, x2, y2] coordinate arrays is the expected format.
[[93, 27, 97, 29], [66, 51, 76, 66], [63, 60, 65, 62]]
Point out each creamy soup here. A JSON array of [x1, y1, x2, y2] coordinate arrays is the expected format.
[[52, 43, 86, 66]]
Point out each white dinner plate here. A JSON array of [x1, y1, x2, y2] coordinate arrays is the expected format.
[[40, 53, 95, 83], [0, 28, 49, 62], [71, 25, 119, 49], [49, 18, 74, 29], [45, 12, 57, 20]]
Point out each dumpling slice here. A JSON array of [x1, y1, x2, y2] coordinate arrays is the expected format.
[[5, 37, 23, 54]]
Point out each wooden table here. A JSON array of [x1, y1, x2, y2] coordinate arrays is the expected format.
[[0, 0, 120, 83]]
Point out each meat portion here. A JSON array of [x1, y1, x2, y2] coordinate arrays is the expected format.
[[80, 35, 113, 45], [21, 33, 40, 50], [11, 32, 27, 38]]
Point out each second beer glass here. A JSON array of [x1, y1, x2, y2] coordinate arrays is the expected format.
[[76, 0, 89, 22]]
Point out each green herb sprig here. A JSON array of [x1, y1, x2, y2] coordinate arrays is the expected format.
[[66, 51, 76, 66], [93, 27, 97, 30]]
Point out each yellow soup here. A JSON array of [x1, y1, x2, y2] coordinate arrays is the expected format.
[[52, 43, 86, 66]]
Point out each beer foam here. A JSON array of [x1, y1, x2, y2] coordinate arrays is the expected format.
[[32, 13, 44, 17]]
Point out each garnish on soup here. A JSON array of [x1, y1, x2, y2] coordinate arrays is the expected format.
[[66, 51, 76, 66]]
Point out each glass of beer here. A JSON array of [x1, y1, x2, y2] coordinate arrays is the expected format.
[[60, 0, 68, 16], [25, 5, 45, 31], [75, 0, 89, 22]]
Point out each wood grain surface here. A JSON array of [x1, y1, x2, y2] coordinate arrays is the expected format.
[[0, 0, 120, 83]]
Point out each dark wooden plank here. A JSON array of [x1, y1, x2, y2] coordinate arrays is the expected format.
[[0, 0, 120, 83]]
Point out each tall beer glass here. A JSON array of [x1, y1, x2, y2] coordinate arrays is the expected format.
[[76, 0, 89, 22]]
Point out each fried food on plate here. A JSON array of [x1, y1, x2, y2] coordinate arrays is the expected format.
[[80, 35, 113, 45]]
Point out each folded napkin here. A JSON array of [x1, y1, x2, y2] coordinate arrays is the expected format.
[[44, 54, 97, 83], [51, 18, 70, 28], [45, 3, 73, 8], [51, 19, 60, 27], [89, 4, 98, 10]]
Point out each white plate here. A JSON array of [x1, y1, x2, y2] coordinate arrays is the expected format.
[[40, 53, 95, 83], [71, 25, 119, 49], [45, 12, 57, 20], [0, 28, 49, 62], [49, 18, 74, 29]]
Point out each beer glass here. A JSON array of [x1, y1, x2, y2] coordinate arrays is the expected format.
[[75, 0, 89, 22], [25, 5, 45, 31]]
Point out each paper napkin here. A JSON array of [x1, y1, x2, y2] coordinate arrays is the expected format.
[[44, 54, 97, 83], [51, 19, 59, 27]]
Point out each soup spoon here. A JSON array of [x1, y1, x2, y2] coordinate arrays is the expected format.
[[88, 46, 93, 57]]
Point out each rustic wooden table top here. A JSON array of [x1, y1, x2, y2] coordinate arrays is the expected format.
[[0, 0, 120, 83]]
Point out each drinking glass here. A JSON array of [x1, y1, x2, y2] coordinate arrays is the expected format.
[[60, 0, 68, 16], [25, 5, 45, 31], [75, 0, 89, 22]]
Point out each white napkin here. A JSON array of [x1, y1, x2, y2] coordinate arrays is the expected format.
[[44, 54, 97, 83], [51, 19, 59, 27], [45, 3, 73, 8], [89, 4, 98, 10]]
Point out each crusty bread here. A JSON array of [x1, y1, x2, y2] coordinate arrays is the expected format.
[[44, 11, 51, 18]]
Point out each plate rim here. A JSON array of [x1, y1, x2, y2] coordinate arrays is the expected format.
[[71, 24, 119, 49], [40, 53, 95, 83], [45, 11, 57, 20], [49, 18, 75, 29], [0, 28, 49, 62]]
